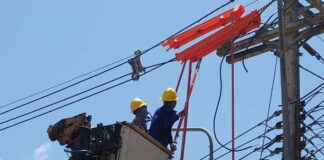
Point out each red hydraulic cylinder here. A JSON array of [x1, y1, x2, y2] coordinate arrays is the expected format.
[[162, 5, 245, 51], [175, 10, 261, 62]]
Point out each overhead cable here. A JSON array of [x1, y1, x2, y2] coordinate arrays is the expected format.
[[212, 56, 252, 152], [0, 58, 175, 132], [0, 0, 234, 113], [300, 64, 324, 80], [140, 1, 233, 56], [239, 134, 283, 160], [199, 110, 282, 160], [244, 0, 259, 7], [240, 0, 299, 72], [215, 129, 278, 160], [0, 72, 132, 125], [240, 0, 277, 72], [0, 55, 133, 109], [259, 56, 278, 159], [0, 61, 128, 116]]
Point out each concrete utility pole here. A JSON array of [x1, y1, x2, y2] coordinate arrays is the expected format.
[[217, 0, 324, 159], [278, 0, 301, 159]]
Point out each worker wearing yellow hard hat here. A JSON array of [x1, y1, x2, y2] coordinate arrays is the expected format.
[[130, 98, 151, 132], [160, 87, 179, 101], [149, 88, 185, 152]]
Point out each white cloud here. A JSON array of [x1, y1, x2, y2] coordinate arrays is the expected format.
[[33, 143, 51, 160]]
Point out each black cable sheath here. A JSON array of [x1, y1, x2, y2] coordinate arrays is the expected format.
[[0, 61, 128, 116], [300, 64, 324, 80], [0, 72, 132, 125], [212, 56, 252, 152], [0, 58, 175, 132], [199, 109, 282, 160], [141, 1, 233, 56], [259, 57, 278, 159], [0, 1, 233, 113], [0, 56, 133, 109]]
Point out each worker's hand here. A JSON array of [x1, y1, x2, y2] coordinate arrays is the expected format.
[[178, 110, 186, 117], [170, 143, 177, 151]]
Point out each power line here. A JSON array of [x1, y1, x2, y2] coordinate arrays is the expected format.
[[212, 55, 252, 153], [215, 130, 280, 160], [244, 0, 259, 8], [212, 10, 279, 150], [259, 56, 278, 159], [300, 64, 324, 80], [0, 58, 175, 132], [317, 35, 324, 43], [0, 55, 133, 109], [0, 59, 175, 126], [201, 84, 324, 159], [0, 61, 129, 116], [0, 72, 132, 125], [295, 82, 324, 105], [1, 0, 235, 117], [240, 0, 277, 72], [140, 1, 233, 56], [200, 109, 282, 160], [240, 0, 300, 72]]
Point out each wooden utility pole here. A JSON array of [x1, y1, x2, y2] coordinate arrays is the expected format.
[[217, 0, 324, 159]]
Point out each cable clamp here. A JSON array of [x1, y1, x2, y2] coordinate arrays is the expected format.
[[128, 50, 145, 81]]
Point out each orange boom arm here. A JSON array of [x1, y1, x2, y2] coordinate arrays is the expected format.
[[175, 10, 261, 62], [162, 5, 245, 51]]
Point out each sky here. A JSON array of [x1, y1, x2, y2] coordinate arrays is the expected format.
[[0, 0, 323, 160]]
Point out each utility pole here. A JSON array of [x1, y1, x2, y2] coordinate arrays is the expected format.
[[278, 0, 301, 159], [217, 0, 324, 159]]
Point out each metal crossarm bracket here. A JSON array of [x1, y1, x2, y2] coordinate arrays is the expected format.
[[128, 50, 145, 81]]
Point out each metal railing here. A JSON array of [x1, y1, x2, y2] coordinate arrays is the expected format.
[[172, 127, 214, 160]]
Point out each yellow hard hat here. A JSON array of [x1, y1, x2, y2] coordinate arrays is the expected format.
[[161, 88, 178, 101], [130, 98, 147, 113]]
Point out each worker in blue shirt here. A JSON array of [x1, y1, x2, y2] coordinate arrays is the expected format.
[[149, 88, 185, 151]]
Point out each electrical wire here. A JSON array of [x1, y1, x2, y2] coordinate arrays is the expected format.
[[0, 55, 133, 109], [215, 131, 274, 159], [300, 64, 324, 80], [259, 56, 278, 159], [0, 61, 128, 116], [0, 58, 175, 126], [140, 1, 233, 56], [306, 100, 324, 115], [207, 82, 322, 159], [199, 110, 282, 160], [212, 55, 252, 152], [0, 78, 133, 132], [317, 35, 324, 43], [201, 85, 323, 160], [240, 0, 299, 72], [240, 134, 283, 160], [240, 0, 277, 72], [302, 104, 324, 158], [0, 0, 233, 113], [244, 0, 259, 8], [0, 72, 132, 125], [306, 91, 324, 105], [302, 85, 324, 103], [288, 82, 324, 105], [0, 58, 175, 132], [305, 124, 324, 145], [303, 135, 324, 156]]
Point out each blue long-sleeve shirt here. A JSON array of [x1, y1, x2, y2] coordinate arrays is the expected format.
[[149, 106, 179, 147]]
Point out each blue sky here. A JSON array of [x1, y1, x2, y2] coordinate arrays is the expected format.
[[0, 0, 323, 160]]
